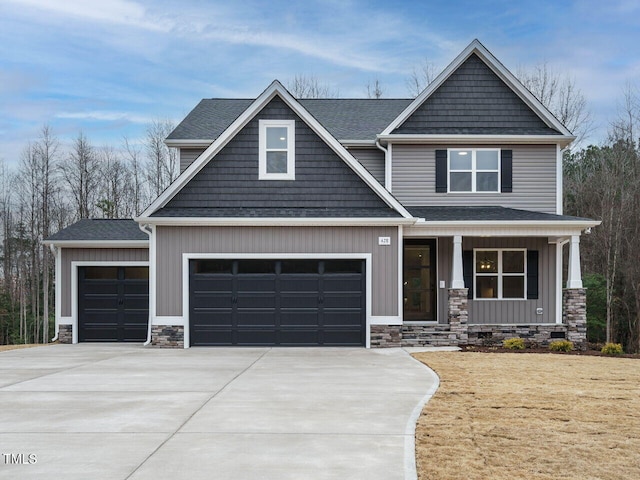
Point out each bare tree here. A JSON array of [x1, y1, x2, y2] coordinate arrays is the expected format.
[[366, 79, 384, 99], [517, 62, 593, 147], [124, 137, 147, 216], [406, 57, 438, 97], [286, 75, 338, 98], [96, 146, 132, 218], [61, 132, 99, 219], [146, 120, 177, 197]]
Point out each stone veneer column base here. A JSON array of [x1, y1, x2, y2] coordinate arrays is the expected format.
[[370, 325, 402, 348], [58, 325, 72, 344], [564, 288, 587, 350], [448, 288, 469, 345], [151, 325, 184, 348]]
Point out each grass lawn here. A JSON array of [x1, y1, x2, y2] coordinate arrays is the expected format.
[[413, 351, 640, 480], [0, 344, 46, 352]]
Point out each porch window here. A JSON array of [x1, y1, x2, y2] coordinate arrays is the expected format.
[[448, 149, 500, 192], [259, 120, 295, 180], [474, 249, 526, 299]]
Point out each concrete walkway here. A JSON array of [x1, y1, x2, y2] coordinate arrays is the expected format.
[[0, 344, 438, 480]]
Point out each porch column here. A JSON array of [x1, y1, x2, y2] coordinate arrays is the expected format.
[[566, 235, 583, 288], [451, 235, 465, 288]]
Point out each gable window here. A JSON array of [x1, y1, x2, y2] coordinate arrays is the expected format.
[[259, 120, 295, 180], [448, 149, 499, 192], [474, 249, 526, 299]]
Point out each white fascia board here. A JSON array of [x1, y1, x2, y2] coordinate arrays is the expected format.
[[164, 139, 212, 148], [134, 216, 417, 227], [41, 240, 149, 248], [376, 134, 576, 148], [407, 219, 600, 237], [380, 39, 574, 138], [140, 80, 412, 220], [342, 140, 377, 147]]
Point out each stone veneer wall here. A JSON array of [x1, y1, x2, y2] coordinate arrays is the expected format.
[[563, 288, 587, 350], [466, 324, 568, 346], [58, 325, 72, 344], [370, 325, 402, 347], [448, 288, 469, 344], [151, 325, 184, 348]]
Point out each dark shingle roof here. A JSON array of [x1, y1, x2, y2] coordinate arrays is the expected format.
[[407, 206, 592, 222], [151, 207, 402, 218], [166, 98, 413, 143], [45, 219, 148, 242]]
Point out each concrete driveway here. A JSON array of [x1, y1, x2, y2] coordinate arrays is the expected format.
[[0, 344, 438, 480]]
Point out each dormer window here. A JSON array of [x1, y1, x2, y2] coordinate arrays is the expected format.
[[259, 120, 295, 180], [448, 149, 500, 192]]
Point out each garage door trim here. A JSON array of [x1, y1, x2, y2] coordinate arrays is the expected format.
[[182, 253, 372, 348], [71, 261, 150, 344]]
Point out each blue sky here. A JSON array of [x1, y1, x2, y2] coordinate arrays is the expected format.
[[1, 0, 638, 165]]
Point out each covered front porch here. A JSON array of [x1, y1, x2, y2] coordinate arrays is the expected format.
[[371, 207, 599, 349]]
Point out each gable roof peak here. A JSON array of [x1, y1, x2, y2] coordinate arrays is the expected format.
[[381, 39, 574, 139]]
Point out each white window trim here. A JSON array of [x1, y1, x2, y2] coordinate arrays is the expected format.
[[473, 248, 527, 300], [259, 119, 295, 180], [448, 148, 500, 193]]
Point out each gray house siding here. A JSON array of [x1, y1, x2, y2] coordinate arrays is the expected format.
[[155, 226, 399, 318], [392, 53, 559, 135], [392, 144, 557, 214], [158, 96, 395, 212], [60, 248, 149, 317], [180, 148, 207, 174], [462, 237, 556, 324], [349, 148, 385, 185]]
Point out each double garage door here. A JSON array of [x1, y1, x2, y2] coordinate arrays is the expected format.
[[189, 258, 366, 346], [78, 266, 149, 342]]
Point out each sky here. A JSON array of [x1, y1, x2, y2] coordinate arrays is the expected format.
[[1, 0, 639, 166]]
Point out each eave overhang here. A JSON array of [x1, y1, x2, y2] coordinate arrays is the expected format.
[[134, 217, 416, 227], [41, 240, 149, 248], [377, 134, 576, 148]]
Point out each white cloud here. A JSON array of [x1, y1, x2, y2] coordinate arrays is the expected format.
[[56, 110, 153, 124]]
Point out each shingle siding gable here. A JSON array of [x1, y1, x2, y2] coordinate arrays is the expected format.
[[158, 97, 396, 214], [393, 53, 561, 135]]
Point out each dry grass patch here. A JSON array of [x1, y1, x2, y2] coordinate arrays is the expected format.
[[0, 344, 46, 352], [413, 352, 640, 480]]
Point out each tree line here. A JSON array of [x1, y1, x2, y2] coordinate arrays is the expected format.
[[1, 68, 639, 352], [0, 121, 177, 345]]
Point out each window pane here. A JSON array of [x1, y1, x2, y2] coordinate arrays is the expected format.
[[450, 151, 472, 170], [450, 172, 472, 191], [237, 260, 275, 274], [266, 127, 288, 149], [476, 276, 498, 298], [323, 260, 363, 274], [477, 150, 499, 170], [476, 172, 498, 192], [266, 151, 288, 173], [280, 260, 319, 274], [503, 276, 525, 298], [124, 267, 148, 279], [404, 246, 432, 268], [84, 267, 118, 279], [476, 251, 498, 273], [503, 251, 525, 273], [195, 260, 233, 274]]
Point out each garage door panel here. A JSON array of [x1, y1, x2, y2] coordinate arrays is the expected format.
[[279, 311, 319, 326], [192, 311, 233, 326], [189, 259, 364, 347], [78, 266, 148, 343]]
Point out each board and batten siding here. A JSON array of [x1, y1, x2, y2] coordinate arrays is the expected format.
[[60, 248, 149, 317], [179, 148, 207, 174], [349, 148, 385, 185], [392, 144, 557, 213], [462, 237, 556, 324], [155, 226, 399, 318]]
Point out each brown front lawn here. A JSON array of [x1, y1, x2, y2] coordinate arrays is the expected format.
[[413, 352, 640, 480]]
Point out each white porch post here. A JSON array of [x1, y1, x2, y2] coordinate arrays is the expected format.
[[451, 235, 465, 288], [566, 234, 583, 288]]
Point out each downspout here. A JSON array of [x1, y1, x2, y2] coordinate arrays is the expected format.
[[138, 223, 153, 346], [49, 243, 60, 342], [375, 139, 391, 191]]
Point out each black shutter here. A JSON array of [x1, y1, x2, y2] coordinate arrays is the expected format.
[[463, 250, 473, 299], [527, 250, 539, 300], [501, 149, 513, 193], [435, 150, 447, 193]]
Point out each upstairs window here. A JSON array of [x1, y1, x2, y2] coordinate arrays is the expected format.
[[259, 120, 295, 180], [448, 149, 500, 192]]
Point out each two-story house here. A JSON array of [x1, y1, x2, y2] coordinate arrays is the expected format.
[[45, 40, 599, 348]]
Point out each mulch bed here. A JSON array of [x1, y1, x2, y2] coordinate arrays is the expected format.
[[460, 344, 640, 358]]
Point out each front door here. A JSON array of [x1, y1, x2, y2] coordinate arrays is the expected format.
[[403, 239, 437, 321]]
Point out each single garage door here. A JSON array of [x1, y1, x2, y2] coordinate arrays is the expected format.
[[78, 266, 149, 342], [189, 259, 366, 346]]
